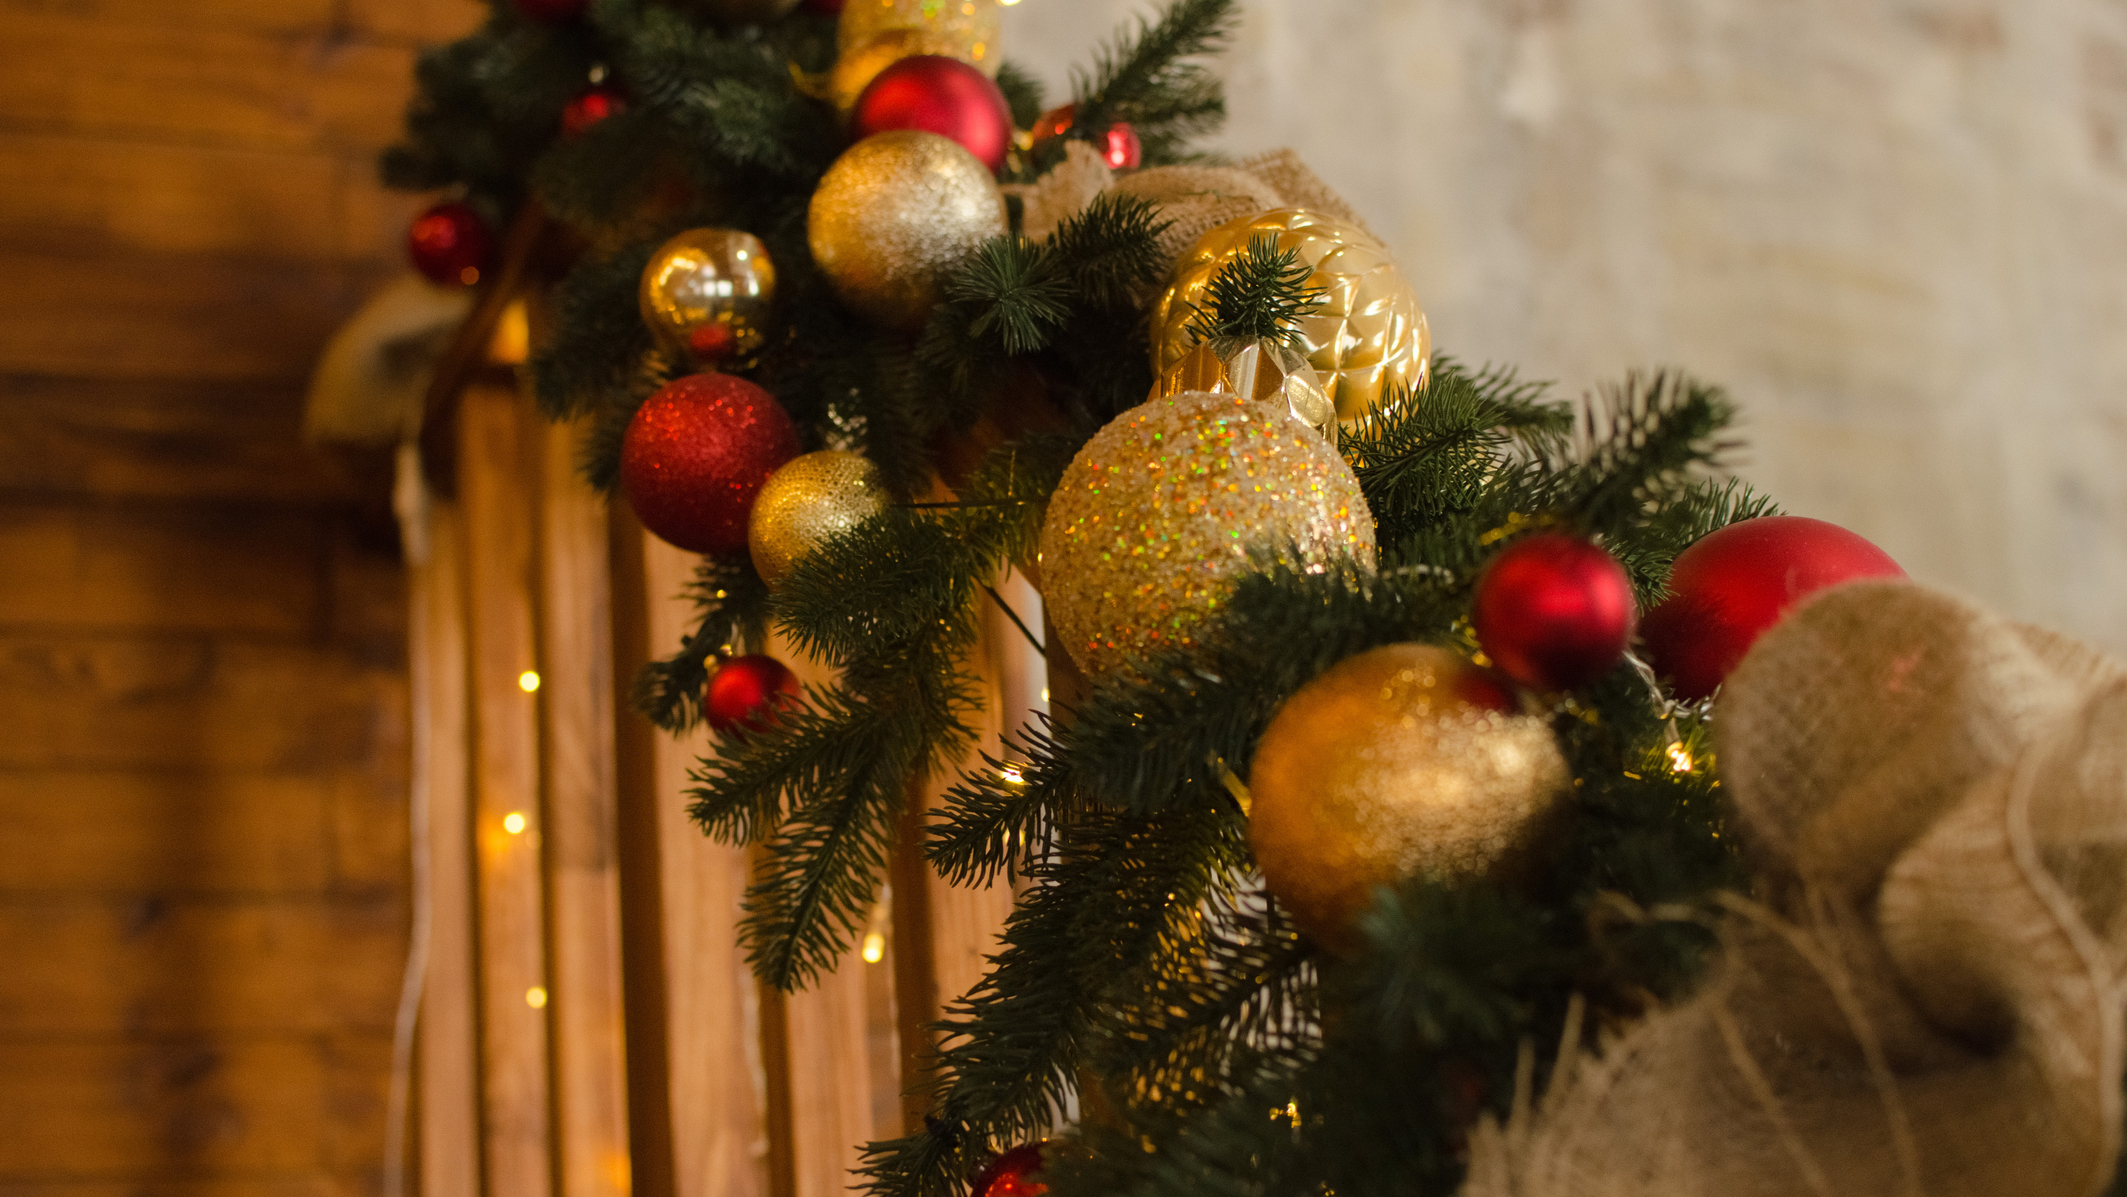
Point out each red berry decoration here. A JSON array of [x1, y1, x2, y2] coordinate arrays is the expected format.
[[705, 655, 801, 733], [850, 55, 1012, 174], [1640, 515, 1906, 702], [407, 201, 494, 287], [512, 0, 585, 20], [561, 84, 627, 136], [970, 1143, 1047, 1197], [1472, 533, 1635, 692], [619, 373, 799, 555], [1029, 103, 1143, 170]]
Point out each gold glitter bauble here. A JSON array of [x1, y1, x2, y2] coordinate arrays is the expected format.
[[1037, 390, 1377, 680], [838, 0, 1001, 72], [808, 130, 1008, 331], [829, 28, 970, 114], [748, 450, 892, 590], [1249, 644, 1568, 951], [1150, 209, 1431, 425], [639, 228, 777, 365]]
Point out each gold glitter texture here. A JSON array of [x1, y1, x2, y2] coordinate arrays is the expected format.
[[1151, 208, 1432, 425], [808, 130, 1008, 331], [838, 0, 1001, 72], [748, 450, 891, 590], [1037, 390, 1377, 681], [1247, 644, 1569, 951], [639, 228, 776, 364]]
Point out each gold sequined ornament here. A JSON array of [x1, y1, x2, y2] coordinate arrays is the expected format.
[[1036, 390, 1377, 681], [808, 130, 1007, 331], [1151, 209, 1431, 426], [747, 450, 892, 590], [639, 229, 777, 367], [838, 0, 1001, 71], [1248, 644, 1569, 952]]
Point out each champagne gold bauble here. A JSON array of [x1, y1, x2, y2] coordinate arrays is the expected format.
[[829, 28, 969, 114], [1150, 209, 1431, 425], [640, 229, 777, 365], [747, 450, 892, 589], [838, 0, 1001, 71], [808, 130, 1007, 331], [1248, 644, 1569, 951], [1037, 390, 1376, 681]]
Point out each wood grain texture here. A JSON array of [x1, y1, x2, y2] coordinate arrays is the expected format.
[[0, 0, 484, 44], [456, 383, 554, 1197], [539, 416, 634, 1197], [0, 772, 330, 895]]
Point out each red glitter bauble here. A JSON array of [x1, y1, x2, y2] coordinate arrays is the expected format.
[[850, 56, 1012, 174], [1640, 515, 1905, 702], [1471, 533, 1635, 692], [620, 373, 799, 555], [705, 655, 801, 733], [512, 0, 585, 20], [561, 84, 627, 136], [407, 201, 494, 287], [1029, 103, 1143, 170], [970, 1143, 1047, 1197]]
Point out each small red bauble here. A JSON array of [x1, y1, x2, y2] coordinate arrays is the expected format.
[[561, 84, 626, 136], [687, 323, 739, 362], [1029, 103, 1143, 170], [407, 201, 494, 287], [970, 1143, 1047, 1197], [512, 0, 585, 20], [620, 373, 799, 555], [1471, 533, 1635, 692], [850, 56, 1012, 174], [1639, 515, 1905, 702], [705, 655, 802, 733]]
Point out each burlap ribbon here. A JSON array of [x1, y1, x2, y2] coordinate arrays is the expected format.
[[1463, 581, 2127, 1197]]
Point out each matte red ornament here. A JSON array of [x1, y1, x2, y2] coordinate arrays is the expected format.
[[512, 0, 586, 20], [619, 373, 799, 555], [1030, 103, 1142, 170], [705, 655, 801, 733], [850, 55, 1012, 174], [561, 84, 627, 136], [1640, 515, 1906, 702], [407, 201, 494, 287], [970, 1143, 1047, 1197], [1472, 533, 1635, 692]]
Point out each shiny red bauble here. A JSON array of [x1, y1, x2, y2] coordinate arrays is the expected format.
[[1029, 103, 1143, 170], [407, 201, 495, 287], [1640, 515, 1905, 702], [705, 655, 802, 733], [619, 373, 799, 555], [970, 1143, 1047, 1197], [850, 55, 1012, 174], [561, 84, 627, 136], [512, 0, 586, 20], [1471, 533, 1635, 692]]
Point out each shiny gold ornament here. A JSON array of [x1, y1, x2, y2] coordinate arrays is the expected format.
[[838, 0, 1001, 72], [1150, 209, 1431, 426], [748, 451, 892, 589], [1154, 338, 1337, 442], [639, 228, 777, 366], [1248, 644, 1569, 951], [829, 27, 970, 114], [808, 130, 1008, 331], [1037, 390, 1376, 681], [698, 0, 800, 23]]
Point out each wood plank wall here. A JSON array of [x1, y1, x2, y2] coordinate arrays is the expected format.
[[0, 0, 482, 1193]]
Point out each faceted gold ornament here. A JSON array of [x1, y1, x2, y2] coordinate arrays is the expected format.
[[838, 0, 1001, 72], [1037, 390, 1376, 681], [1248, 644, 1568, 952], [829, 27, 970, 114], [639, 228, 777, 366], [1154, 338, 1337, 442], [748, 451, 892, 590], [1151, 209, 1431, 426], [807, 130, 1008, 331]]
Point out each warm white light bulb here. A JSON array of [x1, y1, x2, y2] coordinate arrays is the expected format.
[[504, 812, 528, 834], [861, 932, 886, 964], [518, 670, 542, 693]]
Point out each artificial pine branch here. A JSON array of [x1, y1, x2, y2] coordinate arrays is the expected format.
[[1183, 233, 1326, 348], [633, 556, 771, 732], [1069, 0, 1240, 157]]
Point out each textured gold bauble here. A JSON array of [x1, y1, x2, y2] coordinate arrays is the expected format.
[[1248, 644, 1569, 951], [838, 0, 1001, 72], [808, 130, 1008, 331], [829, 28, 969, 114], [639, 228, 777, 365], [698, 0, 801, 23], [1150, 209, 1431, 425], [1037, 390, 1377, 681], [748, 450, 892, 590]]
